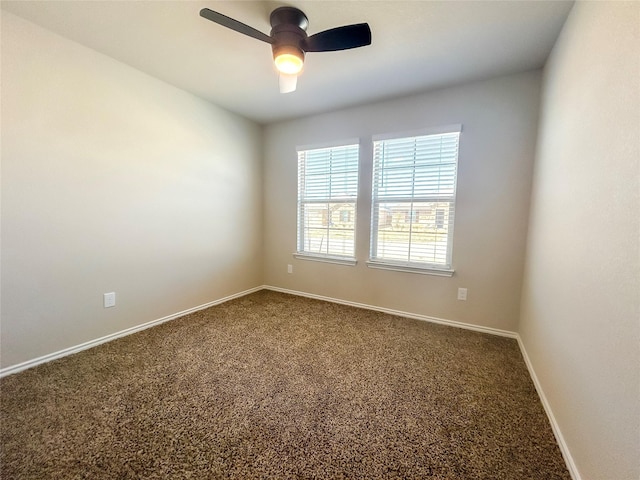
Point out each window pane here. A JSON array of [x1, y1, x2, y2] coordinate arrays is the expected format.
[[376, 228, 412, 261], [304, 228, 327, 253], [373, 200, 454, 266], [302, 203, 328, 228], [299, 205, 357, 256], [327, 229, 355, 257], [332, 204, 355, 231]]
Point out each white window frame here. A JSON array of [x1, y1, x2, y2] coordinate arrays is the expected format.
[[367, 125, 461, 276], [295, 140, 360, 265]]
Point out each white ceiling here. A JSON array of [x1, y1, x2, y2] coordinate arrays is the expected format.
[[1, 0, 573, 124]]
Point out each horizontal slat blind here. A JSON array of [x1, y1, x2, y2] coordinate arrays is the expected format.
[[370, 131, 460, 270], [297, 144, 359, 259]]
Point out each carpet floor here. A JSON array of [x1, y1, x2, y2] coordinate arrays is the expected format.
[[1, 290, 570, 479]]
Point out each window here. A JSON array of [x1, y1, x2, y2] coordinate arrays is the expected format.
[[296, 142, 359, 263], [339, 210, 352, 223], [405, 210, 419, 223], [369, 126, 461, 275], [435, 208, 445, 229]]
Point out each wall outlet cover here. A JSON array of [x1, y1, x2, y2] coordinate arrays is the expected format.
[[104, 292, 116, 308]]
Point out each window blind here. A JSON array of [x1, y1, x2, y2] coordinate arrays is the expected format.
[[297, 143, 359, 259], [370, 130, 460, 271]]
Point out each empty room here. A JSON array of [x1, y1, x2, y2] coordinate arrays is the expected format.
[[1, 1, 638, 479]]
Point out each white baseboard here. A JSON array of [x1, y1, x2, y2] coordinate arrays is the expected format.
[[264, 285, 518, 339], [516, 336, 581, 480], [0, 286, 263, 378]]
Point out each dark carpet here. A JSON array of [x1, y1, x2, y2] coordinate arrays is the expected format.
[[1, 290, 570, 479]]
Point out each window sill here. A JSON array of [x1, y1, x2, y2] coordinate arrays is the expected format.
[[366, 261, 454, 277], [293, 253, 357, 266]]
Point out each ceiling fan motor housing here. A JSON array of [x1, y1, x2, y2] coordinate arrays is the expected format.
[[270, 7, 309, 30], [270, 7, 309, 63]]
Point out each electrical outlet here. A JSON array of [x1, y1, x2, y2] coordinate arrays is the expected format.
[[287, 264, 293, 274], [457, 288, 468, 301], [104, 292, 116, 308]]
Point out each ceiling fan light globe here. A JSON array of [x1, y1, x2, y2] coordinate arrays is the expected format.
[[275, 53, 304, 75]]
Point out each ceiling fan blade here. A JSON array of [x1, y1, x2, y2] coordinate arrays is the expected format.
[[304, 23, 371, 52], [279, 73, 298, 94], [200, 8, 272, 44]]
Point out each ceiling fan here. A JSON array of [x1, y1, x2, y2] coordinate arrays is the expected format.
[[200, 6, 372, 93]]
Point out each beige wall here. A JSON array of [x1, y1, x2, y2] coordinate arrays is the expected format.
[[519, 2, 640, 479], [263, 71, 541, 332], [0, 13, 263, 368]]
